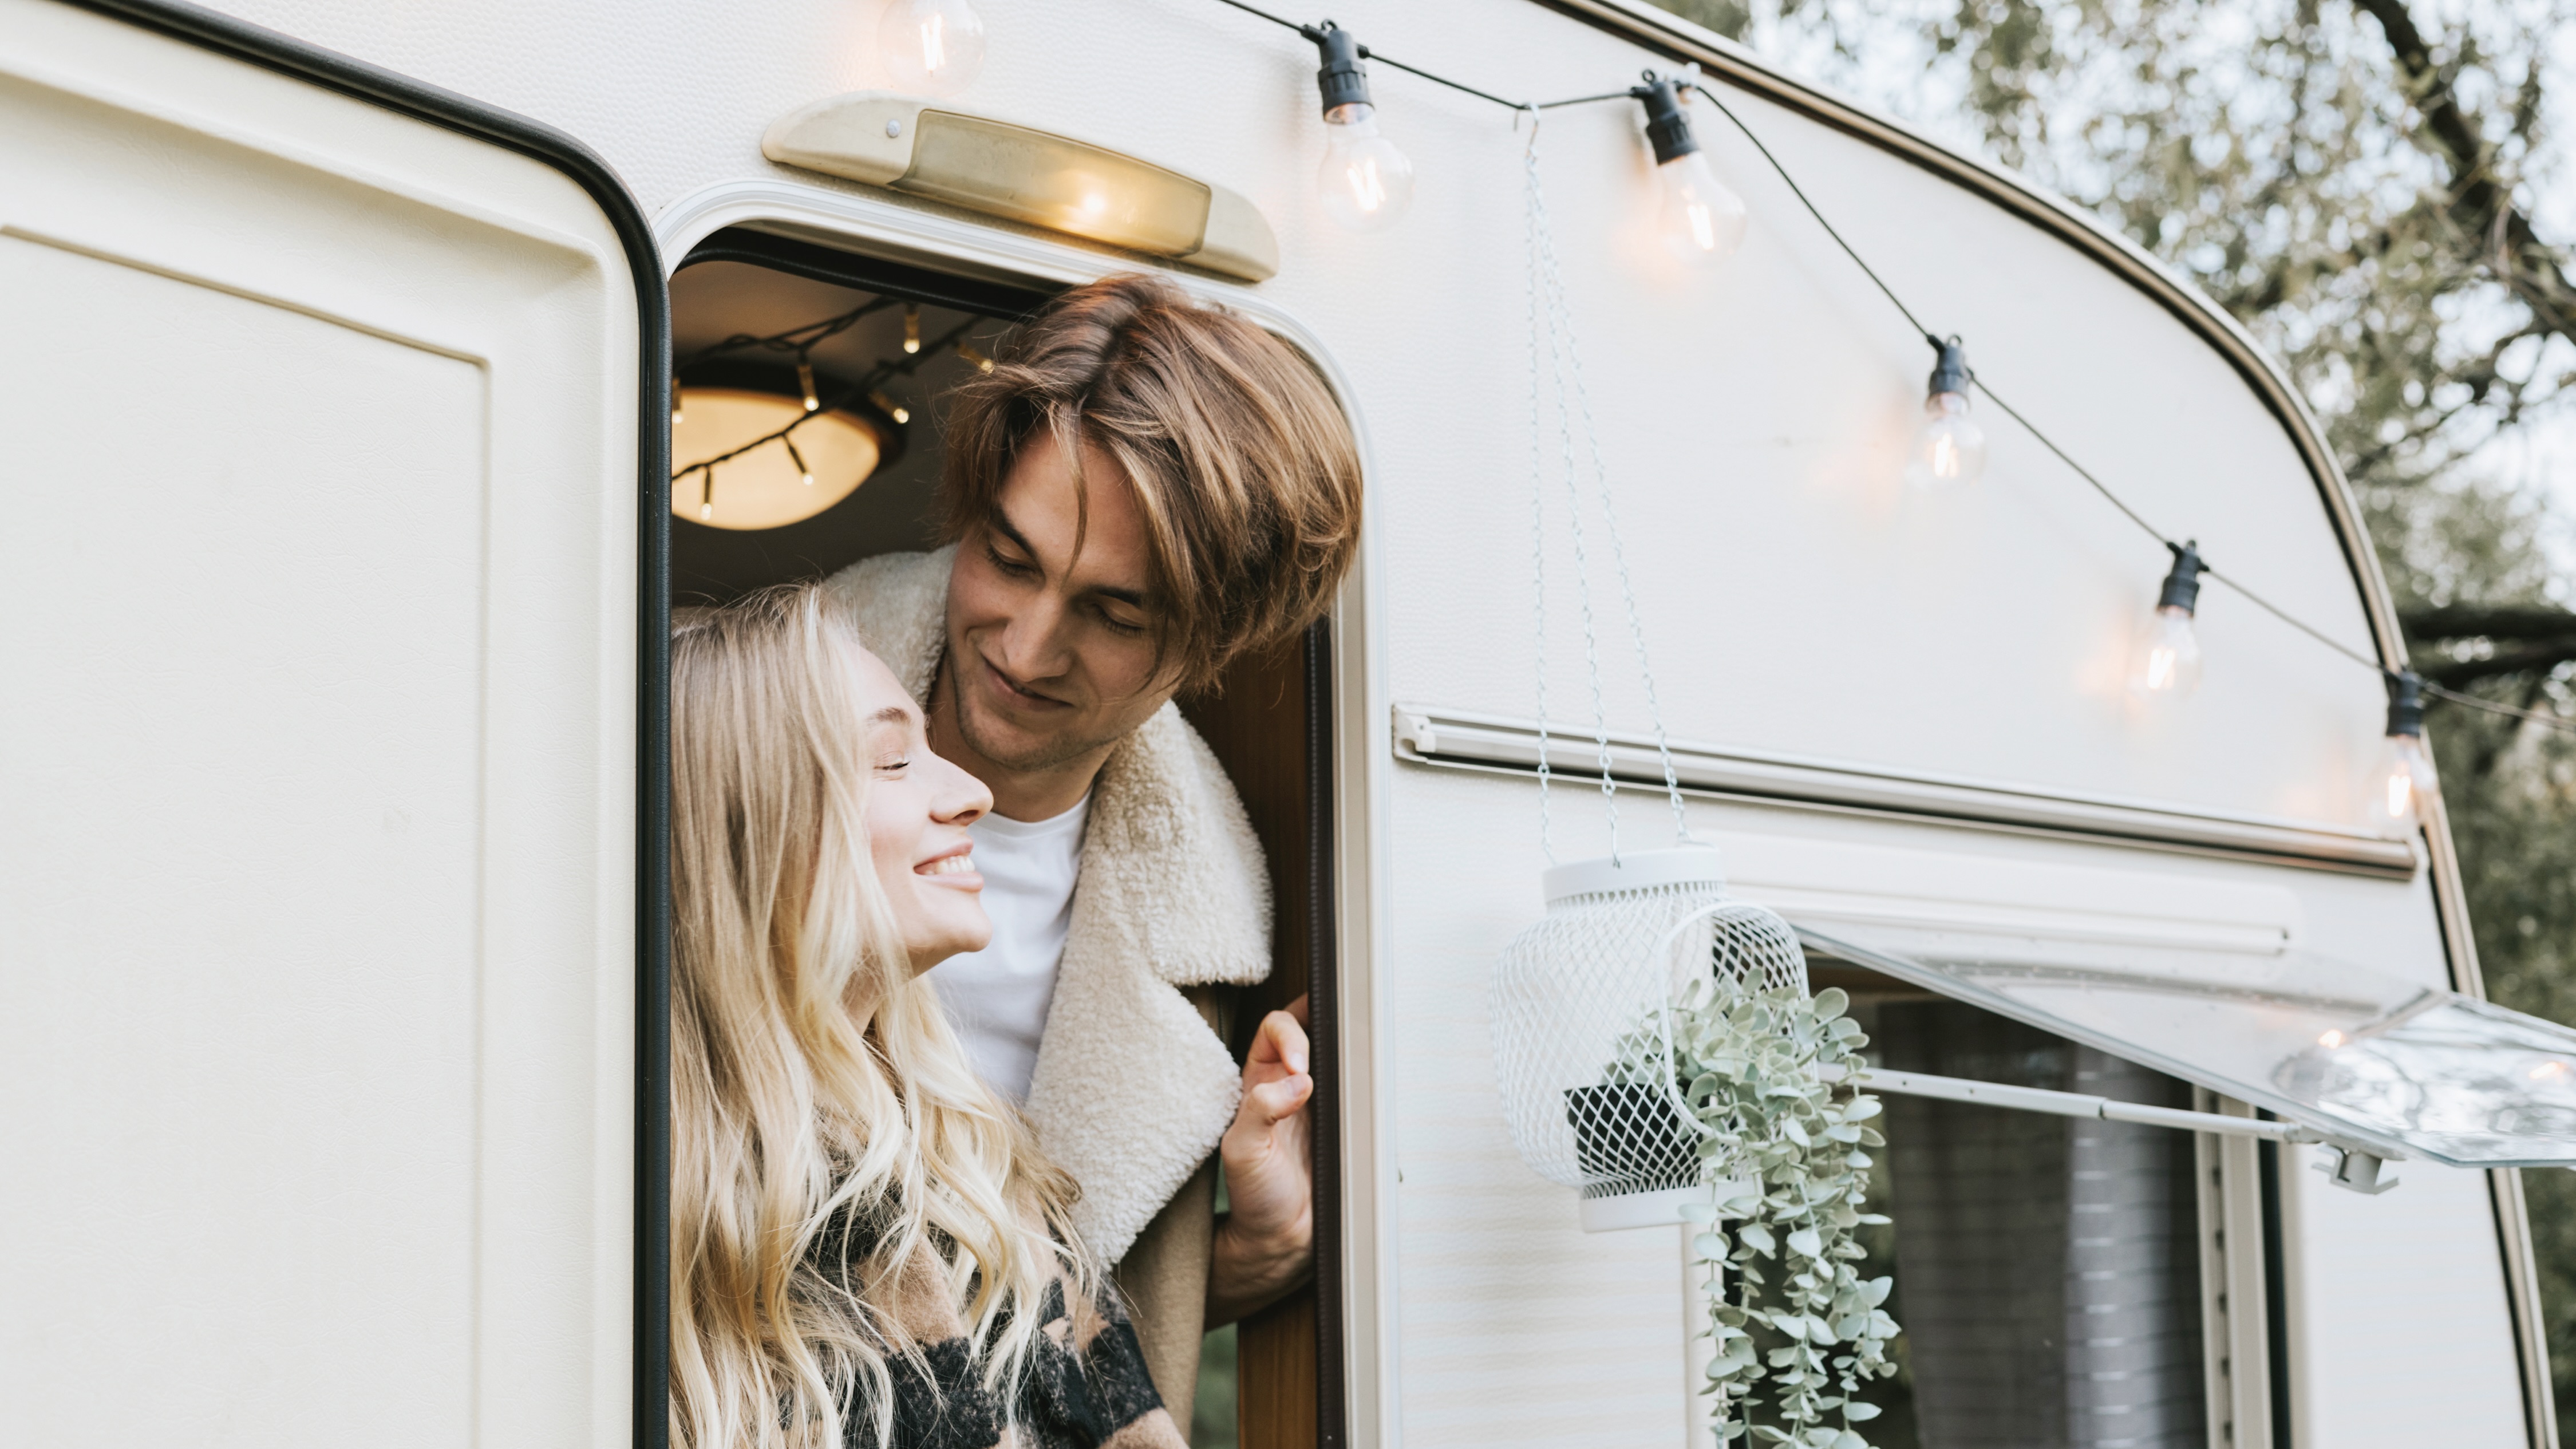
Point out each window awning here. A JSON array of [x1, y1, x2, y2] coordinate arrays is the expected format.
[[1797, 925, 2576, 1169]]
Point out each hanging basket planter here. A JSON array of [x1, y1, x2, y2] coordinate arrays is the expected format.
[[1491, 846, 1809, 1230]]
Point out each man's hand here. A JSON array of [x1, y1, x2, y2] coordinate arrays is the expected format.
[[1208, 996, 1315, 1326]]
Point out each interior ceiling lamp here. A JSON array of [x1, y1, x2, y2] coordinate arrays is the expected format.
[[1306, 22, 1413, 233], [1906, 334, 1988, 488], [2128, 540, 2206, 700], [672, 386, 890, 531], [764, 94, 1279, 281], [1630, 74, 1745, 266], [877, 0, 985, 98], [2367, 670, 2439, 836]]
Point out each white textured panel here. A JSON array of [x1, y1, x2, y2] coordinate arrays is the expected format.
[[2286, 1159, 2527, 1447], [1393, 769, 1690, 1447], [0, 238, 485, 1440]]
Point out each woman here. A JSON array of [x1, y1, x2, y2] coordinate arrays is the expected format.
[[668, 585, 1184, 1449]]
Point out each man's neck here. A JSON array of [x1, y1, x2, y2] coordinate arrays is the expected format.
[[928, 657, 1112, 822]]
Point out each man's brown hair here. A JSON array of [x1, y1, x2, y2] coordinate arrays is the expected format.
[[939, 273, 1364, 693]]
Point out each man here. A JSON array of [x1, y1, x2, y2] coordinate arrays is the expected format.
[[824, 273, 1364, 1422]]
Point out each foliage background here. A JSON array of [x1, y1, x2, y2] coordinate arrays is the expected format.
[[1639, 0, 2576, 1432]]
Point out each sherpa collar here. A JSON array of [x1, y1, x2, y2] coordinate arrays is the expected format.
[[823, 546, 1271, 1262]]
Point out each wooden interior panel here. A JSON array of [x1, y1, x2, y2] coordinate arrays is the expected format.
[[1180, 626, 1334, 1449]]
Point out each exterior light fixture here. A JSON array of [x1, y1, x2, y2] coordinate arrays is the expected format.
[[2128, 541, 2206, 700], [1630, 74, 1744, 266], [876, 0, 985, 99], [2365, 670, 2438, 836], [1307, 22, 1413, 232], [1906, 334, 1988, 488], [763, 93, 1279, 281], [671, 384, 898, 531]]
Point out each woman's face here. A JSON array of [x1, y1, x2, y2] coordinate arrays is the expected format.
[[847, 643, 994, 974]]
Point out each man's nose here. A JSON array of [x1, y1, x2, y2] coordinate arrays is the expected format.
[[991, 590, 1075, 681]]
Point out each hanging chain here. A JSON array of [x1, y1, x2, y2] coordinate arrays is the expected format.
[[1523, 108, 1557, 864], [1523, 115, 1696, 855], [1524, 117, 1623, 863]]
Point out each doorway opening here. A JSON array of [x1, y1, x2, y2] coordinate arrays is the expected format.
[[667, 227, 1346, 1449]]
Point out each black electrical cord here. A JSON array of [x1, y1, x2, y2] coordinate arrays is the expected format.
[[678, 296, 895, 371], [1203, 0, 1636, 112], [673, 315, 980, 479]]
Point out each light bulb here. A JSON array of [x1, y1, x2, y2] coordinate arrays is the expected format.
[[1653, 149, 1748, 265], [1317, 102, 1413, 232], [797, 359, 819, 413], [2366, 735, 2437, 832], [699, 500, 713, 520], [1905, 337, 1987, 488], [877, 0, 985, 99], [2364, 672, 2437, 835], [902, 305, 920, 354], [2130, 606, 2204, 697], [2128, 542, 2206, 700], [1305, 24, 1412, 234], [871, 390, 911, 425], [1629, 75, 1745, 267]]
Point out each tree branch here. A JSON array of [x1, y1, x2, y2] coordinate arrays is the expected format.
[[2350, 0, 2576, 342], [2400, 604, 2576, 641]]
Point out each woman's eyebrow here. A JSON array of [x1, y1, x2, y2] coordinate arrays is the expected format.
[[864, 705, 915, 730]]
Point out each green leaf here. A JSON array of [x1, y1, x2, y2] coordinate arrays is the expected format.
[[1842, 1098, 1882, 1122], [1812, 987, 1850, 1020], [1834, 1431, 1869, 1449], [1737, 1222, 1777, 1253], [1787, 1227, 1824, 1258], [1695, 1232, 1732, 1260], [1844, 1403, 1882, 1422], [1865, 1276, 1893, 1306]]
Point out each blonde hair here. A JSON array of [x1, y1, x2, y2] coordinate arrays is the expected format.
[[667, 583, 1088, 1449], [940, 272, 1365, 693]]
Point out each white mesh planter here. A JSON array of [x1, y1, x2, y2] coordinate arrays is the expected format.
[[1492, 846, 1809, 1231]]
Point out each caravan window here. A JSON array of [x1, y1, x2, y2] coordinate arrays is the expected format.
[[1844, 992, 2213, 1448]]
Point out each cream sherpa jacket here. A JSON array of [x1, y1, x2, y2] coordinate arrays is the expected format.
[[823, 545, 1272, 1420]]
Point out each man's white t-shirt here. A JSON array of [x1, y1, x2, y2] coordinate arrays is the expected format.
[[923, 795, 1089, 1101]]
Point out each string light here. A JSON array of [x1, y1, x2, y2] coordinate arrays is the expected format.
[[1630, 73, 1744, 266], [783, 435, 816, 488], [903, 305, 921, 354], [1307, 23, 1414, 232], [1906, 336, 1987, 488], [796, 356, 819, 412], [871, 389, 911, 424], [2129, 542, 2206, 700], [957, 339, 995, 373], [700, 466, 714, 522], [878, 0, 985, 98], [2366, 671, 2439, 835]]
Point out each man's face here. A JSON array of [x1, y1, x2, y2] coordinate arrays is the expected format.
[[943, 432, 1174, 776]]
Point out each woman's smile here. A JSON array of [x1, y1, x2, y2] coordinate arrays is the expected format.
[[916, 842, 983, 889]]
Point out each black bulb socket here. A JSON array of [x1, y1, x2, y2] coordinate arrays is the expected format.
[[1630, 74, 1702, 165], [2385, 671, 2426, 738], [2157, 540, 2205, 614], [1927, 335, 1972, 400], [1309, 23, 1372, 116]]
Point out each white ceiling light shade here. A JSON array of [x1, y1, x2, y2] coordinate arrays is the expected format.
[[762, 93, 1279, 281], [672, 387, 885, 530]]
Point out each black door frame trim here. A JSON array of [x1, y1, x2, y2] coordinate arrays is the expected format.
[[44, 2, 677, 1443]]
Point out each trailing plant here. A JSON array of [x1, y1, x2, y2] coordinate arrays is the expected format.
[[1605, 982, 1899, 1446]]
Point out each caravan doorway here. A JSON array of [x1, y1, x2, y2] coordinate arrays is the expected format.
[[668, 230, 1347, 1449]]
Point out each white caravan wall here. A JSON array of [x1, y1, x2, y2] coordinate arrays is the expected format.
[[185, 1, 2523, 1444], [0, 2, 639, 1443]]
